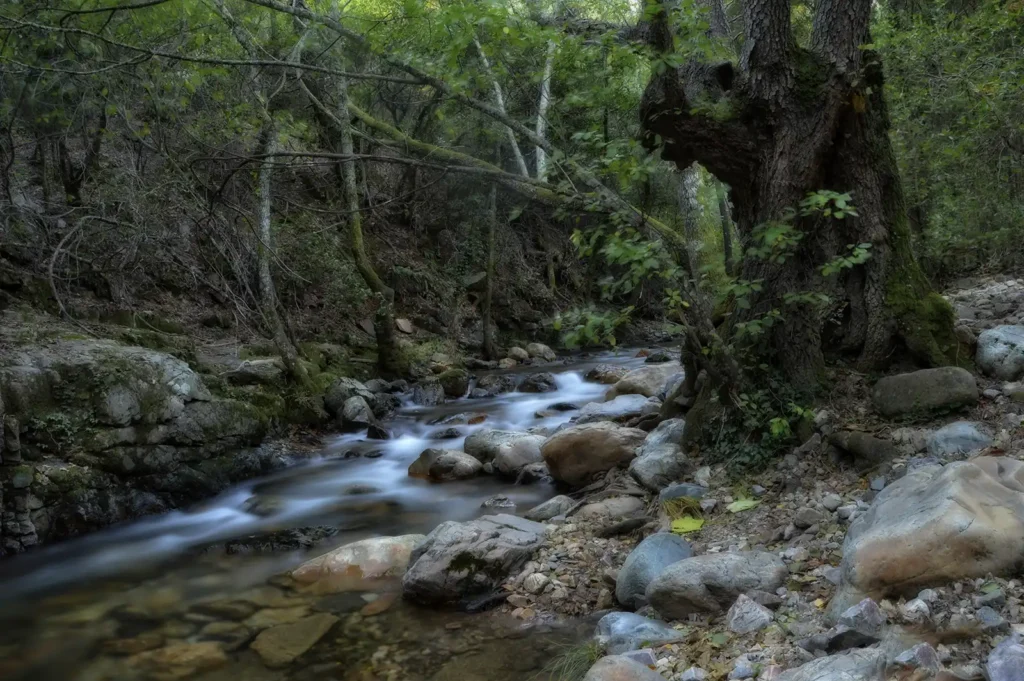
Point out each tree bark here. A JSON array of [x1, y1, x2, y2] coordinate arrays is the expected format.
[[535, 37, 556, 181], [482, 181, 498, 360], [474, 37, 529, 178], [716, 181, 735, 276], [640, 0, 963, 396]]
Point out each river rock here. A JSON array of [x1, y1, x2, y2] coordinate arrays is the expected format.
[[629, 418, 688, 491], [833, 457, 1024, 609], [926, 421, 992, 457], [616, 532, 693, 609], [977, 325, 1024, 380], [988, 633, 1024, 681], [595, 611, 684, 654], [646, 552, 788, 618], [291, 534, 424, 594], [575, 394, 649, 424], [411, 380, 446, 406], [586, 364, 629, 384], [408, 448, 482, 481], [871, 367, 978, 417], [659, 483, 708, 502], [583, 655, 666, 681], [507, 346, 530, 362], [225, 358, 284, 387], [465, 429, 536, 463], [475, 374, 519, 396], [324, 377, 375, 415], [726, 594, 774, 634], [519, 372, 557, 393], [437, 369, 470, 398], [250, 613, 338, 668], [402, 514, 546, 607], [128, 641, 228, 680], [829, 431, 897, 470], [607, 362, 682, 399], [340, 396, 375, 430], [526, 343, 557, 362], [493, 435, 547, 477], [524, 495, 574, 521], [541, 422, 646, 486], [576, 496, 645, 520], [776, 649, 885, 681]]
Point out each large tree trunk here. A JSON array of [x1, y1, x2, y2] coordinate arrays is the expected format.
[[641, 0, 962, 396]]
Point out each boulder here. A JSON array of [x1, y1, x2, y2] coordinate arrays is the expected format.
[[224, 358, 284, 387], [519, 372, 558, 393], [607, 362, 682, 399], [507, 347, 530, 362], [616, 532, 693, 609], [575, 394, 649, 425], [526, 343, 557, 362], [726, 594, 774, 634], [646, 552, 788, 619], [834, 457, 1024, 607], [475, 374, 519, 396], [629, 418, 688, 491], [541, 422, 646, 486], [871, 367, 978, 417], [340, 396, 375, 430], [586, 364, 629, 385], [493, 435, 547, 477], [437, 369, 470, 398], [524, 495, 574, 521], [497, 358, 517, 370], [926, 421, 992, 457], [829, 431, 897, 470], [988, 634, 1024, 681], [595, 612, 684, 654], [402, 514, 546, 607], [291, 534, 424, 594], [465, 429, 536, 463], [583, 655, 666, 681], [408, 449, 482, 481], [576, 496, 645, 520], [775, 649, 885, 681], [324, 377, 375, 416], [249, 613, 338, 668], [977, 325, 1024, 380], [411, 380, 446, 406]]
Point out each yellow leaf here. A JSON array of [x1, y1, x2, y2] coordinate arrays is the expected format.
[[671, 516, 705, 534], [726, 499, 761, 513], [814, 598, 826, 609]]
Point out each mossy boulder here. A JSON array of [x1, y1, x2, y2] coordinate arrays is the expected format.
[[436, 369, 469, 398]]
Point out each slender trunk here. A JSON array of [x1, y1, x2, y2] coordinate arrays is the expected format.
[[482, 181, 498, 360], [336, 73, 400, 375], [535, 38, 556, 181], [473, 37, 529, 177], [255, 124, 313, 390], [716, 181, 735, 276], [677, 164, 704, 282]]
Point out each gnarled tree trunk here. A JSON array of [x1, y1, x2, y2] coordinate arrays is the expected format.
[[641, 0, 962, 394]]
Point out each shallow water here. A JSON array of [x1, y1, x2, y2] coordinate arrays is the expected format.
[[0, 349, 654, 681]]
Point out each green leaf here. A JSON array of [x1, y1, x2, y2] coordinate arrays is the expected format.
[[726, 499, 761, 513], [671, 516, 705, 534]]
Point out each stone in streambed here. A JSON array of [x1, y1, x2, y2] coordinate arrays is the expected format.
[[629, 418, 688, 491], [340, 396, 375, 430], [524, 495, 574, 521], [646, 551, 788, 618], [595, 611, 683, 654], [128, 642, 228, 680], [526, 343, 557, 362], [250, 613, 338, 668], [926, 421, 992, 457], [576, 496, 645, 520], [659, 483, 708, 502], [493, 435, 547, 477], [775, 649, 885, 681], [402, 514, 546, 607], [616, 532, 693, 610], [519, 372, 558, 393], [726, 594, 774, 634], [586, 364, 629, 384], [541, 422, 646, 486], [977, 325, 1024, 380], [291, 534, 424, 594], [437, 369, 470, 398], [575, 394, 649, 424], [408, 448, 482, 481], [871, 367, 978, 417], [464, 428, 536, 463], [607, 362, 682, 399], [988, 633, 1024, 681], [507, 346, 530, 362], [475, 374, 519, 396], [583, 655, 666, 681], [411, 379, 446, 406]]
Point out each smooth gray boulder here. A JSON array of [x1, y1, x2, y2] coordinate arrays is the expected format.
[[595, 612, 683, 654], [629, 418, 688, 491], [583, 655, 665, 681], [725, 594, 773, 634], [575, 394, 648, 424], [988, 633, 1024, 681], [776, 649, 885, 681], [526, 342, 557, 362], [646, 552, 788, 619], [977, 325, 1024, 380], [340, 395, 375, 430], [493, 435, 547, 477], [607, 362, 682, 399], [402, 514, 546, 607], [616, 532, 693, 609], [524, 495, 574, 522], [475, 374, 518, 396], [407, 449, 482, 481], [464, 429, 534, 463], [871, 367, 978, 417], [518, 372, 557, 393], [926, 421, 992, 457]]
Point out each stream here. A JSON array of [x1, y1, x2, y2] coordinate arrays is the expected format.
[[0, 349, 653, 681]]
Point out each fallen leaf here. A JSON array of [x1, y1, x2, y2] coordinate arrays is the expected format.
[[727, 499, 761, 513], [671, 516, 705, 534]]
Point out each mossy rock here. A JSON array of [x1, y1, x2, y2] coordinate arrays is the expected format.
[[437, 369, 470, 398]]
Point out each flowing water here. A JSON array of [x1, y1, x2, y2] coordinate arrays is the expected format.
[[0, 349, 653, 681]]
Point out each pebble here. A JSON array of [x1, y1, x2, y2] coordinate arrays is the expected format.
[[977, 605, 1010, 633], [822, 494, 843, 512], [870, 476, 887, 491], [523, 573, 548, 595], [894, 643, 940, 672], [794, 508, 822, 529], [681, 667, 708, 681], [901, 598, 931, 622], [751, 485, 767, 497]]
